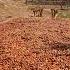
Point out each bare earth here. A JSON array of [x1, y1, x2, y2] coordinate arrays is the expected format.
[[0, 17, 70, 70]]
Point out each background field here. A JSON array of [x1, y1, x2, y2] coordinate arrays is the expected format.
[[0, 0, 70, 21]]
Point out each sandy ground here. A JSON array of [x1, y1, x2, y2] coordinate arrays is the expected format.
[[0, 17, 70, 70]]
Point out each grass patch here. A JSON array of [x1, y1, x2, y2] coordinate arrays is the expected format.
[[57, 10, 70, 18]]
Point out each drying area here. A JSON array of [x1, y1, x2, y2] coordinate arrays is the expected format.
[[0, 17, 70, 70]]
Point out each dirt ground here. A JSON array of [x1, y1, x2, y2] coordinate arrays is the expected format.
[[0, 17, 70, 70]]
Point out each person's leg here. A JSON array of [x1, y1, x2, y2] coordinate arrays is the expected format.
[[33, 10, 35, 16], [51, 9, 54, 18], [40, 9, 43, 17], [54, 9, 58, 18]]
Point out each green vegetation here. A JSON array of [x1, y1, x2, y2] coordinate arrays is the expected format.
[[57, 10, 70, 18]]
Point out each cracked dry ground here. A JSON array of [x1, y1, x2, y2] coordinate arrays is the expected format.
[[0, 17, 70, 70]]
